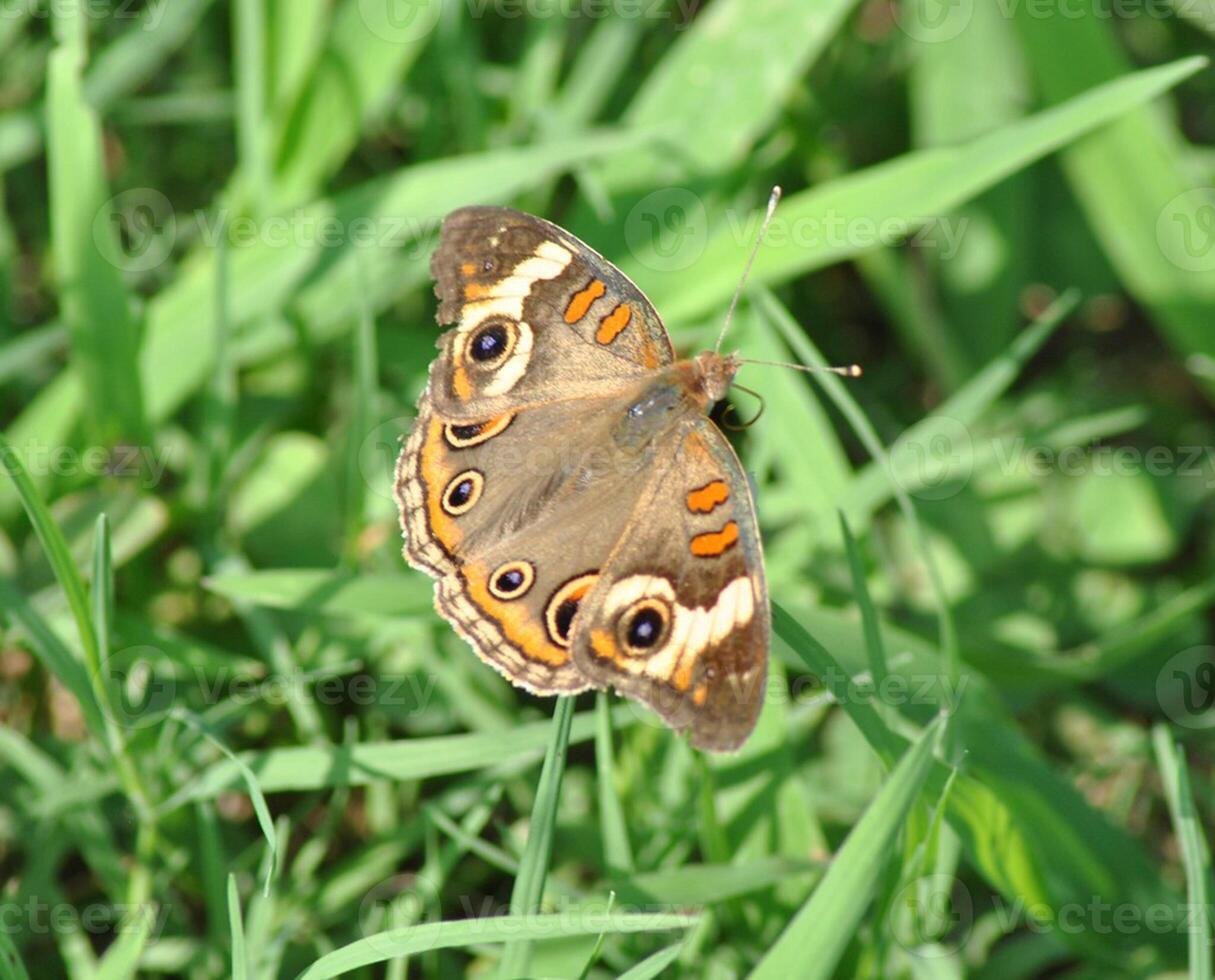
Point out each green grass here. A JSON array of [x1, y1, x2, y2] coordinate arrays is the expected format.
[[1, 1, 1214, 977]]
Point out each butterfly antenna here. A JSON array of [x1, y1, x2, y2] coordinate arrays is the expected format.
[[715, 185, 782, 354], [737, 357, 863, 378]]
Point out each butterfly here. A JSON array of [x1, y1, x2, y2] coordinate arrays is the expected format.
[[394, 206, 769, 752]]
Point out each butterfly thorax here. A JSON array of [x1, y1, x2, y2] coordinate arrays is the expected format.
[[612, 352, 740, 454]]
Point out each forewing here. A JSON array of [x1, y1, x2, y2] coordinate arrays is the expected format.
[[427, 206, 675, 420]]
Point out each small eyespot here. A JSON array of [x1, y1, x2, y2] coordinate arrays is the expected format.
[[544, 573, 598, 648], [489, 561, 534, 601], [442, 469, 483, 515], [444, 413, 514, 449], [619, 599, 671, 655], [482, 258, 494, 273]]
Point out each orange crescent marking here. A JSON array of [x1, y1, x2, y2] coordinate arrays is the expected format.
[[673, 658, 694, 692], [463, 561, 569, 667], [564, 279, 606, 323], [460, 262, 476, 276], [464, 281, 493, 300], [590, 628, 623, 666], [595, 304, 632, 344], [690, 521, 739, 558], [692, 683, 709, 706], [421, 417, 463, 554], [686, 480, 729, 514], [451, 363, 473, 400]]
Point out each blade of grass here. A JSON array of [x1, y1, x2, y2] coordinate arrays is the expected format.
[[228, 874, 248, 980], [46, 0, 145, 445], [1152, 727, 1213, 980], [341, 256, 378, 565], [203, 568, 433, 619], [297, 911, 699, 980], [0, 931, 31, 980], [617, 943, 685, 980], [839, 512, 888, 690], [595, 692, 634, 877], [751, 716, 943, 979], [233, 0, 270, 213], [498, 696, 575, 978], [633, 57, 1206, 322]]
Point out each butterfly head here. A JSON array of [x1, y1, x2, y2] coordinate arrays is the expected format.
[[688, 350, 742, 406]]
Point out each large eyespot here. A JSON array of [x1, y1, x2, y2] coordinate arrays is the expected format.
[[489, 560, 534, 601], [544, 573, 598, 648], [467, 318, 517, 366], [444, 413, 514, 449], [442, 469, 483, 515], [619, 599, 671, 656]]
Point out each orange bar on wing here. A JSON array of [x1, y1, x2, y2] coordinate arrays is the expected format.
[[686, 480, 729, 514], [690, 522, 739, 557], [595, 304, 632, 344], [564, 279, 606, 323]]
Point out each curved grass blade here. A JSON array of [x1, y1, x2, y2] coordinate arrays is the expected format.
[[498, 695, 575, 978], [1152, 727, 1213, 980], [750, 716, 944, 980], [296, 912, 698, 980]]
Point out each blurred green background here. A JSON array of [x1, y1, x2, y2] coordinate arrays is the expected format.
[[1, 0, 1214, 977]]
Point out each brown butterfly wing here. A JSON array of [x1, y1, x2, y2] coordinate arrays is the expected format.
[[427, 206, 675, 420], [395, 388, 659, 695], [569, 416, 770, 752]]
